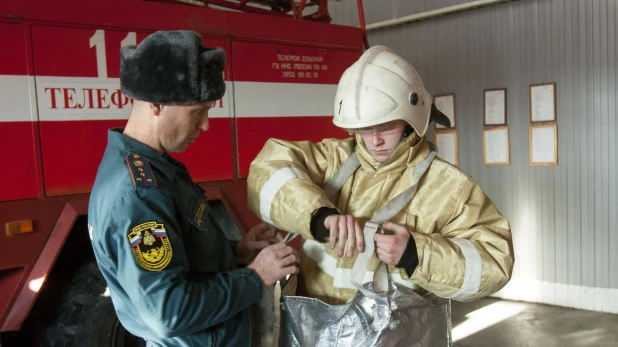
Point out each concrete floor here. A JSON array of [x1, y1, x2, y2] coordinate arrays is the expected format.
[[3, 296, 616, 346], [451, 298, 618, 347]]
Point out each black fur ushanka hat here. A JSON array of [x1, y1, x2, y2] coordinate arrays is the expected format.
[[120, 30, 226, 105]]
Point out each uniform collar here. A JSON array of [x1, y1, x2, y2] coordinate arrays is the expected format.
[[355, 133, 431, 174], [107, 128, 183, 179]]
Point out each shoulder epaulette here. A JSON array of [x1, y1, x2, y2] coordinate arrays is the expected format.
[[125, 154, 158, 188]]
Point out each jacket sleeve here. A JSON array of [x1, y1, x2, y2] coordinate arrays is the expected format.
[[97, 189, 263, 339], [247, 138, 344, 239], [402, 181, 514, 302]]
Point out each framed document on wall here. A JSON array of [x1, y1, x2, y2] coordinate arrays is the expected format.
[[483, 126, 510, 166], [530, 83, 557, 123], [484, 88, 507, 126], [434, 129, 458, 167], [530, 124, 558, 166], [434, 94, 456, 128]]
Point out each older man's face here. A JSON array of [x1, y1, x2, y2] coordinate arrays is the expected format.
[[156, 101, 215, 153]]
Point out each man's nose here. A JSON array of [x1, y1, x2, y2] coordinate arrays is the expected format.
[[371, 133, 384, 146], [199, 114, 210, 132]]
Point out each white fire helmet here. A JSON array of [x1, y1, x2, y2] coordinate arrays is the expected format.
[[333, 45, 432, 137]]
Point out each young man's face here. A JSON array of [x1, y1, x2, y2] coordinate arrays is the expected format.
[[157, 101, 214, 153], [357, 120, 407, 163]]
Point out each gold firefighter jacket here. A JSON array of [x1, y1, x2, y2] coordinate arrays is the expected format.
[[247, 133, 514, 305]]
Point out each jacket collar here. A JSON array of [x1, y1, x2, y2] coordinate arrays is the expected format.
[[355, 133, 431, 174], [107, 128, 185, 179]]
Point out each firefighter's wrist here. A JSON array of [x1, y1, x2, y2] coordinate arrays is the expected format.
[[395, 233, 419, 277], [310, 207, 339, 241]]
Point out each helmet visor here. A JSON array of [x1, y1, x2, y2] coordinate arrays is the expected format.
[[345, 120, 408, 134]]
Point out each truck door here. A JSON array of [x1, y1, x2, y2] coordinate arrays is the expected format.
[[0, 23, 40, 201]]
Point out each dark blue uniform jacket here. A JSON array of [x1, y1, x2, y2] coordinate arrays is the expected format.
[[88, 129, 262, 346]]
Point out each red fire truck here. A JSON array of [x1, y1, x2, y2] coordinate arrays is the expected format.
[[0, 0, 367, 345]]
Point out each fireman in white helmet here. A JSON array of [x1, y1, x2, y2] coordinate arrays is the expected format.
[[247, 45, 513, 311]]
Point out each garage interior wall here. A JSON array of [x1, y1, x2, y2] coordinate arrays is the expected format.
[[330, 0, 618, 314]]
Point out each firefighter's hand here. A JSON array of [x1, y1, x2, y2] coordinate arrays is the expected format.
[[374, 222, 411, 265], [324, 214, 364, 258], [248, 243, 299, 286], [235, 222, 279, 264]]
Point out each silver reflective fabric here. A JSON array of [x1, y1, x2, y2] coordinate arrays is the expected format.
[[280, 280, 452, 347]]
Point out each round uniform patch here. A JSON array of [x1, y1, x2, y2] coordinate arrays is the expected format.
[[127, 221, 173, 271]]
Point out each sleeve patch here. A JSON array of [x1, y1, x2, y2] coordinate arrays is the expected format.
[[125, 154, 158, 188], [127, 221, 173, 271]]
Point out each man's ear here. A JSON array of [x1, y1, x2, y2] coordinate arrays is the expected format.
[[149, 103, 162, 116]]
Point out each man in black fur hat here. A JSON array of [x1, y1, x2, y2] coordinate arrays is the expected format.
[[88, 30, 299, 346]]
